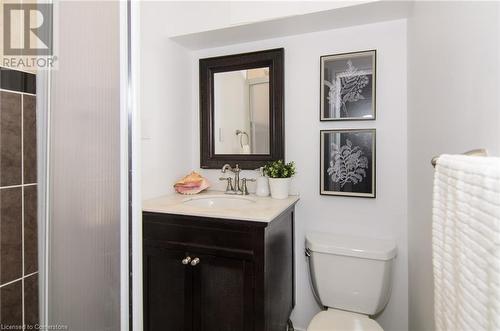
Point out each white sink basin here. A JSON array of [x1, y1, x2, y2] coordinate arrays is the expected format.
[[182, 195, 256, 209]]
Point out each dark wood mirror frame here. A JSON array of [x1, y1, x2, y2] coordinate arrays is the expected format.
[[199, 48, 284, 169]]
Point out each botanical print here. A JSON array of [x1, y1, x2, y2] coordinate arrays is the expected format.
[[321, 129, 375, 198], [320, 50, 376, 121], [327, 139, 368, 187]]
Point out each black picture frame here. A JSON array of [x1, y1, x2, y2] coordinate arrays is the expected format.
[[320, 129, 376, 198], [320, 50, 376, 121], [199, 48, 285, 169]]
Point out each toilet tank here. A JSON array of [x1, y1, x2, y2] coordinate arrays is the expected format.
[[306, 232, 397, 316]]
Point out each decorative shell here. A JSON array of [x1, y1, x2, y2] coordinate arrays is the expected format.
[[173, 171, 210, 195]]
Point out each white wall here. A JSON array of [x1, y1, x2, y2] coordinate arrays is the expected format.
[[140, 3, 193, 199], [156, 1, 377, 37], [407, 2, 500, 330], [190, 20, 408, 331]]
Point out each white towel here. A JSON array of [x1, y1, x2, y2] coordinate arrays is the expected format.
[[432, 154, 500, 331], [241, 144, 251, 154]]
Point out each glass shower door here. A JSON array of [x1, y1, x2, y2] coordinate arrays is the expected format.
[[40, 2, 129, 330]]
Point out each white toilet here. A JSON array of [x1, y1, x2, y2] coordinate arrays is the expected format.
[[305, 232, 397, 331]]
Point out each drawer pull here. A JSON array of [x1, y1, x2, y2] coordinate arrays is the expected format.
[[181, 256, 192, 265], [190, 257, 200, 266]]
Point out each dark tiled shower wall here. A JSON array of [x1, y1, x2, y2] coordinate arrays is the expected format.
[[0, 67, 38, 328]]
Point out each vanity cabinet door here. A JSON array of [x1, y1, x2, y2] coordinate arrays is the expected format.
[[143, 246, 193, 331], [192, 254, 254, 331]]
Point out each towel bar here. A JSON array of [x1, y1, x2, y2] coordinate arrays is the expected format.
[[431, 148, 488, 167]]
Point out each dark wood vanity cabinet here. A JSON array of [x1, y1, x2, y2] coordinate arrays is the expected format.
[[143, 206, 295, 331]]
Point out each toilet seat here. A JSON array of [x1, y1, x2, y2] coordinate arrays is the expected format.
[[307, 309, 383, 331]]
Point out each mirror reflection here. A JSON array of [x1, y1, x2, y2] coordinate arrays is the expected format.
[[214, 67, 270, 155]]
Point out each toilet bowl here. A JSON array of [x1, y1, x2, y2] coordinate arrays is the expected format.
[[305, 232, 397, 331], [307, 309, 382, 331]]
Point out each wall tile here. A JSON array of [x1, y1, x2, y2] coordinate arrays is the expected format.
[[23, 94, 37, 184], [0, 91, 22, 186], [0, 67, 36, 94], [0, 279, 22, 327], [0, 68, 38, 327], [0, 187, 22, 284], [24, 273, 39, 327], [24, 185, 38, 274]]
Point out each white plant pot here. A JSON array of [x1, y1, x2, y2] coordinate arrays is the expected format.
[[268, 178, 291, 199]]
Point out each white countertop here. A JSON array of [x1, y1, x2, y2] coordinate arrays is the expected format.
[[142, 190, 299, 223]]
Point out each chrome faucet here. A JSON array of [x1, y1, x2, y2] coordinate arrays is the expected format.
[[219, 164, 255, 195]]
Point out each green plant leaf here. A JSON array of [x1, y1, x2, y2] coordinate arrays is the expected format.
[[263, 160, 296, 178]]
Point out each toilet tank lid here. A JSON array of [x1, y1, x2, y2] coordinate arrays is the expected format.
[[306, 232, 397, 260]]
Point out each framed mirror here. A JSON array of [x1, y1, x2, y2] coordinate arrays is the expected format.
[[199, 48, 284, 169]]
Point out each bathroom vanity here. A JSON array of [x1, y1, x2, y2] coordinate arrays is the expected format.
[[142, 47, 295, 330], [142, 193, 298, 331]]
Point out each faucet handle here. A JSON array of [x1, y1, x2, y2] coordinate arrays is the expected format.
[[241, 178, 256, 195], [219, 177, 234, 193], [234, 164, 241, 173]]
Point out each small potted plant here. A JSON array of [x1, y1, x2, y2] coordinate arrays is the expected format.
[[263, 160, 296, 199]]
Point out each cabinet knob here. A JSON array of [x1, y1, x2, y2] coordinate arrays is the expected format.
[[181, 256, 192, 265], [190, 257, 200, 266]]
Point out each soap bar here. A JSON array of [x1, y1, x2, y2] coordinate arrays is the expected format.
[[174, 171, 210, 195]]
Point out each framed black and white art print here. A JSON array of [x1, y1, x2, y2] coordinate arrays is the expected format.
[[320, 129, 376, 198], [320, 50, 376, 121]]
